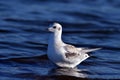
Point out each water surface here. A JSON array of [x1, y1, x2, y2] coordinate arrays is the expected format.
[[0, 0, 120, 80]]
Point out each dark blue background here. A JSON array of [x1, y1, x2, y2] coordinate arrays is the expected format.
[[0, 0, 120, 80]]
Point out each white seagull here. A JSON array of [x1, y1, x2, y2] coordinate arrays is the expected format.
[[47, 23, 101, 68]]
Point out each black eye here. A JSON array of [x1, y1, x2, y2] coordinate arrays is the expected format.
[[53, 26, 56, 29]]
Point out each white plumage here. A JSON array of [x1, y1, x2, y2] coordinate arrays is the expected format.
[[47, 23, 101, 68]]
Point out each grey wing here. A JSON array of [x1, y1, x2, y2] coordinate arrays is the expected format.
[[64, 44, 80, 59], [77, 48, 101, 53]]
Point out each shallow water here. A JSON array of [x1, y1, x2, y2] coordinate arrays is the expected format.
[[0, 0, 120, 80]]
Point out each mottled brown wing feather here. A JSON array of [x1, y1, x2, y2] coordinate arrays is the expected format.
[[65, 52, 79, 59], [64, 45, 80, 59]]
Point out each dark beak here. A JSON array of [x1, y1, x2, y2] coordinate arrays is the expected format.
[[46, 28, 49, 31]]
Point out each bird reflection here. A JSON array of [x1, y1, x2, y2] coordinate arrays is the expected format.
[[48, 67, 88, 78]]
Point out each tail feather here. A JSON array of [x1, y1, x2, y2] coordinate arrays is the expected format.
[[82, 48, 101, 53]]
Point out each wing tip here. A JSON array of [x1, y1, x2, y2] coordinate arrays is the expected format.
[[83, 48, 101, 53]]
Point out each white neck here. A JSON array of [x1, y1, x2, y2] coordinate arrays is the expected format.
[[49, 30, 63, 45]]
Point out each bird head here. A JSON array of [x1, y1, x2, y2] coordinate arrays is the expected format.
[[48, 23, 62, 33]]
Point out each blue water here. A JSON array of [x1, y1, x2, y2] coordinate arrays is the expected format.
[[0, 0, 120, 80]]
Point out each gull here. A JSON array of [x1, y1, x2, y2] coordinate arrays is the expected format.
[[47, 23, 101, 68]]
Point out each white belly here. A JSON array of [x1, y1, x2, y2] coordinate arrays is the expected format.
[[47, 35, 81, 68], [47, 45, 81, 68], [47, 44, 64, 62]]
